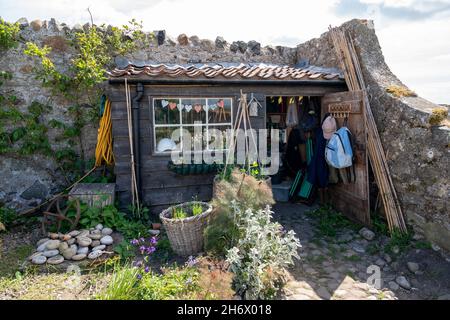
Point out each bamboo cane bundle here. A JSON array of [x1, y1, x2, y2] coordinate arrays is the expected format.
[[328, 26, 407, 234]]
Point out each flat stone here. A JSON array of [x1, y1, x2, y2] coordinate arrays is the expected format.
[[67, 238, 76, 245], [59, 242, 69, 251], [30, 19, 42, 31], [37, 238, 50, 246], [149, 229, 160, 236], [87, 233, 102, 240], [62, 247, 77, 260], [88, 250, 103, 259], [100, 235, 113, 245], [247, 40, 261, 55], [392, 246, 400, 254], [92, 244, 106, 251], [42, 249, 59, 257], [431, 244, 440, 251], [32, 255, 47, 265], [46, 240, 61, 250], [437, 294, 450, 300], [77, 236, 92, 247], [72, 254, 87, 261], [102, 227, 113, 235], [20, 180, 48, 200], [383, 254, 392, 264], [47, 255, 64, 265], [91, 240, 101, 247], [95, 224, 103, 230], [177, 34, 189, 46], [48, 232, 59, 240], [77, 247, 89, 255], [395, 276, 411, 290], [37, 241, 49, 252], [60, 234, 71, 241], [352, 244, 366, 254], [407, 262, 420, 273], [316, 287, 331, 299], [215, 36, 227, 49], [28, 252, 43, 261], [375, 258, 386, 267], [68, 230, 81, 237], [359, 227, 375, 241]]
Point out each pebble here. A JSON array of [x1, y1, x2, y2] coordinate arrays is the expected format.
[[37, 238, 50, 246], [42, 249, 59, 257], [352, 244, 365, 254], [87, 233, 103, 240], [77, 247, 89, 255], [95, 224, 104, 230], [59, 242, 69, 251], [383, 254, 392, 264], [62, 247, 77, 260], [92, 244, 106, 251], [102, 227, 113, 235], [68, 230, 81, 237], [431, 244, 440, 252], [48, 232, 60, 240], [100, 235, 113, 245], [46, 240, 61, 250], [375, 258, 386, 267], [392, 246, 400, 254], [60, 234, 71, 241], [91, 240, 101, 247], [78, 230, 90, 237], [72, 254, 87, 261], [407, 262, 419, 273], [88, 250, 103, 259], [28, 252, 43, 261], [47, 255, 64, 265], [149, 229, 160, 236], [77, 236, 92, 247], [395, 276, 411, 290], [37, 241, 50, 252], [32, 255, 47, 265], [67, 238, 76, 245], [359, 228, 375, 241], [388, 281, 400, 291]]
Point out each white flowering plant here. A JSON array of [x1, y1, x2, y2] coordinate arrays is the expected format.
[[226, 204, 301, 300]]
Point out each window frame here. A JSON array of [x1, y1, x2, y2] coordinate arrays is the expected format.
[[151, 96, 234, 155]]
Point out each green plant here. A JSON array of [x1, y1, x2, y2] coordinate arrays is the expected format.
[[0, 19, 20, 50], [307, 205, 358, 237], [173, 207, 187, 219], [226, 205, 301, 300], [192, 202, 203, 216], [385, 228, 413, 254], [113, 240, 136, 261], [0, 206, 16, 229], [204, 168, 275, 257], [98, 263, 140, 300]]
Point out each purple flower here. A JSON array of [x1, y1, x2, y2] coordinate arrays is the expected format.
[[150, 237, 157, 245], [186, 255, 197, 267], [144, 266, 150, 273], [130, 239, 139, 245], [146, 246, 156, 254], [136, 274, 142, 280], [139, 245, 146, 254], [139, 237, 145, 243]]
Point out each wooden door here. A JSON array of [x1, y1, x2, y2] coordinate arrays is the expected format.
[[321, 91, 370, 226]]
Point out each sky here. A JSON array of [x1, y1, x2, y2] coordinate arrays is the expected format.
[[1, 0, 449, 104]]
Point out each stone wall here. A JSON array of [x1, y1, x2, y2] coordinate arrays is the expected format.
[[1, 18, 449, 252], [296, 19, 450, 251], [0, 18, 296, 211]]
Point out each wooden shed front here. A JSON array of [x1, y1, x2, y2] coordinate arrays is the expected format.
[[107, 63, 371, 224]]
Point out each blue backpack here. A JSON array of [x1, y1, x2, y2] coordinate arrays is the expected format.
[[325, 127, 354, 169]]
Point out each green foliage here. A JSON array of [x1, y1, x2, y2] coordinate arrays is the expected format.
[[226, 205, 301, 300], [0, 206, 16, 229], [99, 263, 200, 300], [306, 205, 358, 237], [191, 202, 203, 216], [0, 19, 20, 50], [104, 19, 148, 55], [113, 240, 136, 261], [173, 207, 187, 219], [204, 169, 275, 257], [385, 228, 412, 254], [0, 244, 34, 277]]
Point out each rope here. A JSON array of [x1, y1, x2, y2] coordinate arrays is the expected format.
[[95, 98, 115, 166]]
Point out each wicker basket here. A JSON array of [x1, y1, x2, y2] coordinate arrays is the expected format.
[[160, 201, 213, 256]]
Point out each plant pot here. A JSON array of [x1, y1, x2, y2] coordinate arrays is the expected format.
[[160, 201, 213, 256]]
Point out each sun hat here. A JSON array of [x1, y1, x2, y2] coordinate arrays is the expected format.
[[322, 115, 337, 140]]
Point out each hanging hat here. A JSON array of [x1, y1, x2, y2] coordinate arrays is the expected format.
[[322, 115, 337, 140]]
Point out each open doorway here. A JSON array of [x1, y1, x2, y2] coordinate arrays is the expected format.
[[266, 95, 321, 205]]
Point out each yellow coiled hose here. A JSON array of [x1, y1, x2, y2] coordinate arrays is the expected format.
[[95, 98, 114, 166]]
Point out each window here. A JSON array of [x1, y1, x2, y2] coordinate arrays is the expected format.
[[152, 97, 233, 154]]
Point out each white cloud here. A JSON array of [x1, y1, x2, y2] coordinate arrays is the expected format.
[[0, 0, 449, 103]]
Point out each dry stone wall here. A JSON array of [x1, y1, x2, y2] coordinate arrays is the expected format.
[[296, 19, 450, 251]]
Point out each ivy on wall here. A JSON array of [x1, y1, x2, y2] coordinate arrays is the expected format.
[[0, 18, 150, 182]]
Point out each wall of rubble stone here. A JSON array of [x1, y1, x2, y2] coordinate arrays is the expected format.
[[1, 18, 449, 253], [0, 18, 297, 211], [297, 19, 450, 251]]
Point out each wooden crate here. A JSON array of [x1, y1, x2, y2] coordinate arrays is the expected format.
[[68, 183, 116, 207]]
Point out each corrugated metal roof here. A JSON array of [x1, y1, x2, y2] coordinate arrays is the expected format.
[[108, 63, 344, 82]]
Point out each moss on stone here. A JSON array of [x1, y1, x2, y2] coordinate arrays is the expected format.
[[386, 85, 417, 98], [428, 107, 448, 126]]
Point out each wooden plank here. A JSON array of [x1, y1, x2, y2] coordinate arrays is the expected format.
[[142, 184, 212, 206], [321, 91, 370, 226]]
